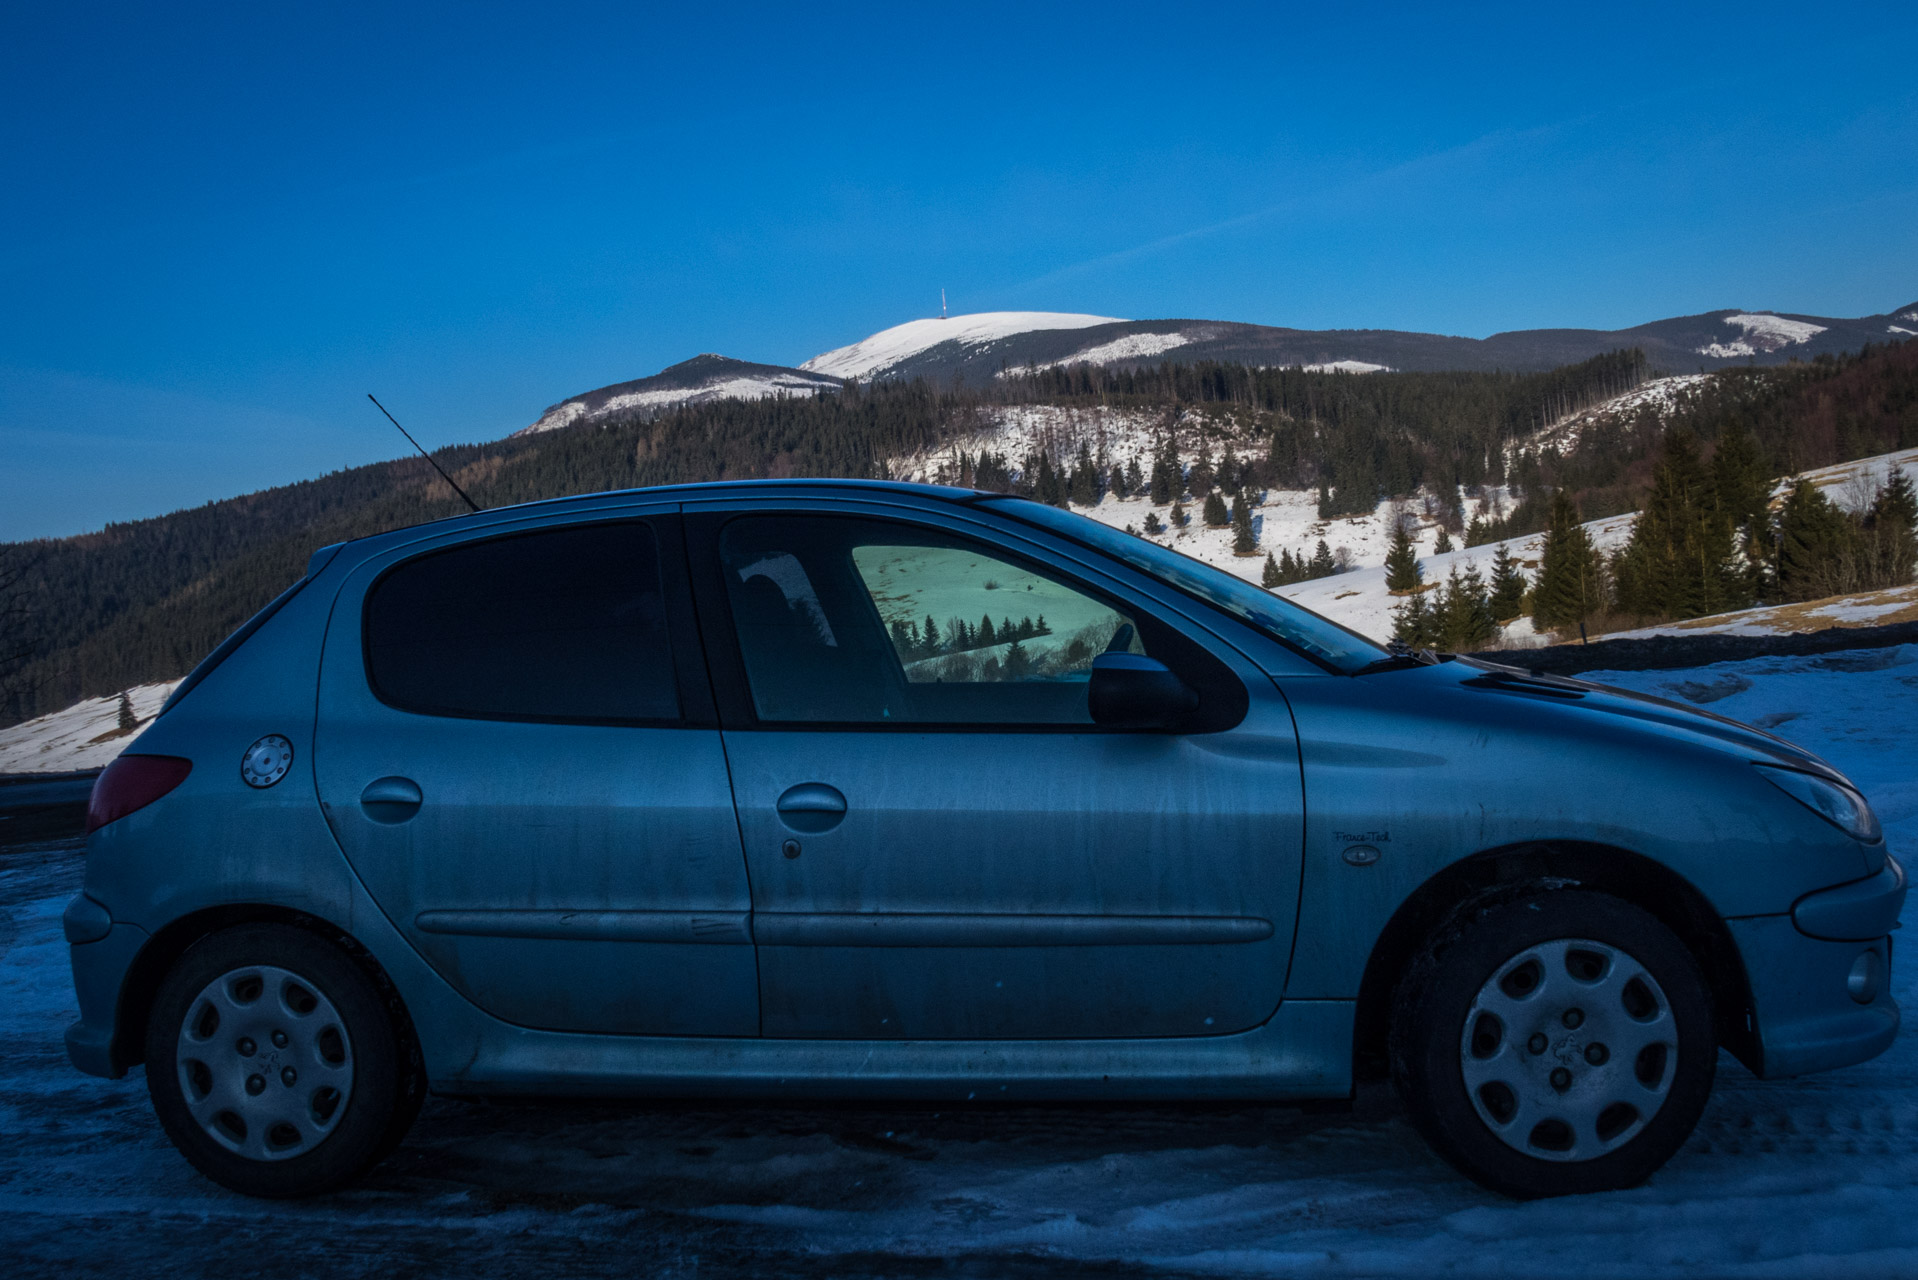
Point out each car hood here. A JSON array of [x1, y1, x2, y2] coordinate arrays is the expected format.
[[1448, 658, 1846, 781]]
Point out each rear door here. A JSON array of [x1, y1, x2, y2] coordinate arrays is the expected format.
[[688, 499, 1306, 1040], [314, 508, 758, 1036]]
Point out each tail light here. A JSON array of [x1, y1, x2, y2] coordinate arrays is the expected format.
[[87, 755, 193, 834]]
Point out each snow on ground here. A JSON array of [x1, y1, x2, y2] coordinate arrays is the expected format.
[[1789, 443, 1918, 511], [801, 312, 1124, 380], [1301, 360, 1390, 374], [1608, 583, 1918, 639], [0, 682, 177, 775], [1521, 375, 1709, 459], [998, 329, 1195, 376], [1055, 329, 1191, 366], [1696, 313, 1829, 359], [1, 647, 1914, 1276]]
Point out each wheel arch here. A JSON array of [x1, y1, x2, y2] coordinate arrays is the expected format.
[[1351, 841, 1757, 1081], [112, 904, 417, 1074]]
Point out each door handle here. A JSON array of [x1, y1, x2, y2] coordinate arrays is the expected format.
[[360, 776, 423, 824], [775, 782, 846, 834]]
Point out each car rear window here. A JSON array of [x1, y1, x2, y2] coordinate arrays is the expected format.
[[363, 522, 679, 723]]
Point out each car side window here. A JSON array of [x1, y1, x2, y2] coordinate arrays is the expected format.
[[364, 521, 679, 723], [719, 516, 1146, 726]]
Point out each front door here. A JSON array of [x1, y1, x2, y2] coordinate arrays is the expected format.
[[690, 505, 1305, 1040], [314, 511, 758, 1036]]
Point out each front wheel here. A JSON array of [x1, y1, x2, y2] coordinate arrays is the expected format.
[[1391, 889, 1716, 1198], [145, 923, 422, 1197]]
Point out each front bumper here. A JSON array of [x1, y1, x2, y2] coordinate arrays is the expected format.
[[1732, 912, 1898, 1078]]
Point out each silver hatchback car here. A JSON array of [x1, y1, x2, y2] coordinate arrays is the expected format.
[[65, 481, 1903, 1199]]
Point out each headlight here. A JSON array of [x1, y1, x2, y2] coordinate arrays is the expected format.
[[1755, 765, 1882, 843]]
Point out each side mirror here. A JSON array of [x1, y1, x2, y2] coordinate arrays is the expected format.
[[1088, 652, 1199, 729]]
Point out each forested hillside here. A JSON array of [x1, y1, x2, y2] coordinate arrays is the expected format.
[[3, 340, 1914, 728]]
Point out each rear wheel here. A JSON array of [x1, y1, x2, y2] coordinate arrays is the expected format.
[[1391, 889, 1715, 1198], [145, 923, 421, 1197]]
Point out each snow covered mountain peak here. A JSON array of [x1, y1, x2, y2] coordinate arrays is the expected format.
[[1695, 312, 1830, 359], [801, 312, 1125, 380], [515, 354, 840, 436]]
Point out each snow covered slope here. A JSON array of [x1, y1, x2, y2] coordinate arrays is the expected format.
[[0, 681, 178, 774], [1695, 312, 1828, 359], [517, 355, 841, 436], [893, 408, 1918, 650], [800, 312, 1123, 380]]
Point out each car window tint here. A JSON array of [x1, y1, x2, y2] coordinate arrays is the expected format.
[[720, 517, 1142, 726], [365, 522, 678, 722]]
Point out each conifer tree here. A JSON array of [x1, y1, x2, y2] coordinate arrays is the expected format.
[[1613, 430, 1742, 620], [1143, 510, 1164, 535], [977, 615, 996, 647], [1033, 452, 1066, 507], [1170, 500, 1190, 528], [1775, 480, 1853, 601], [1202, 491, 1229, 527], [1149, 452, 1173, 505], [1866, 468, 1918, 588], [1124, 457, 1144, 497], [1068, 443, 1098, 506], [1188, 438, 1215, 497], [1433, 527, 1454, 554], [1003, 637, 1031, 679], [1163, 435, 1186, 498], [1441, 565, 1497, 651], [1262, 552, 1282, 587], [1308, 539, 1336, 578], [1392, 590, 1435, 648], [1384, 522, 1422, 593], [1231, 491, 1257, 554], [1711, 418, 1776, 595], [1533, 489, 1606, 632], [117, 690, 137, 734], [1465, 515, 1488, 547], [1489, 543, 1527, 622], [1711, 418, 1772, 536], [1871, 466, 1918, 529], [921, 614, 940, 656]]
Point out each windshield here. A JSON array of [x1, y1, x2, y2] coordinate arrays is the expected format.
[[981, 497, 1387, 673]]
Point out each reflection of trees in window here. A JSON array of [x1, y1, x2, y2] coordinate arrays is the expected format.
[[901, 619, 1126, 684]]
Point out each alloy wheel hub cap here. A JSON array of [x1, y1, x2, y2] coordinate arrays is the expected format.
[[1459, 937, 1676, 1162], [176, 964, 354, 1162]]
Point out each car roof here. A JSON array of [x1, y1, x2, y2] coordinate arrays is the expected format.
[[319, 478, 1007, 564]]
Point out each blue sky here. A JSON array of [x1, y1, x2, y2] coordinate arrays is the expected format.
[[3, 1, 1915, 540]]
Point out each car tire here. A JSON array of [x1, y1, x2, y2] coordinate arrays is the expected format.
[[145, 923, 423, 1197], [1391, 887, 1715, 1198]]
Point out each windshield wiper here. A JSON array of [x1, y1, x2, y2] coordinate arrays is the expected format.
[[1352, 643, 1442, 676]]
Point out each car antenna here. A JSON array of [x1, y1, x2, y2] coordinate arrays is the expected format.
[[366, 393, 480, 513]]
